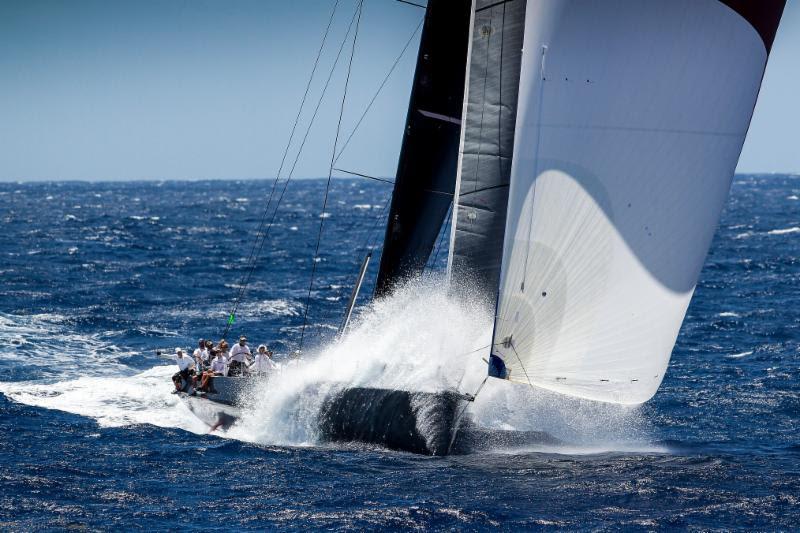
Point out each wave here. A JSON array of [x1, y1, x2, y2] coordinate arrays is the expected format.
[[0, 366, 206, 433], [767, 227, 800, 236], [0, 312, 135, 379]]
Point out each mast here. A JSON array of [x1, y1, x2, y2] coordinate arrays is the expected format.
[[374, 0, 472, 297], [485, 0, 785, 404]]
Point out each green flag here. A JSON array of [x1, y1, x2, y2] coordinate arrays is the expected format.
[[227, 313, 235, 325]]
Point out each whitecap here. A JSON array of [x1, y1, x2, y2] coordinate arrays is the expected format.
[[718, 312, 740, 318], [727, 351, 753, 359], [767, 227, 800, 236]]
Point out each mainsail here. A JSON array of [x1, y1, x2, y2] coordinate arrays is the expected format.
[[478, 0, 786, 404], [374, 0, 471, 297]]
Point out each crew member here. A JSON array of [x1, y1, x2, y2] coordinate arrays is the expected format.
[[193, 338, 209, 369], [248, 344, 278, 375], [171, 348, 195, 393], [199, 349, 226, 393], [227, 335, 251, 377]]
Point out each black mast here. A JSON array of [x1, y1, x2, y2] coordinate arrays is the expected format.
[[374, 0, 472, 297]]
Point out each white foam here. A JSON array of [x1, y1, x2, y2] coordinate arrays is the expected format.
[[1, 281, 657, 454], [0, 366, 207, 433], [718, 312, 740, 318], [767, 227, 800, 236], [727, 350, 753, 359]]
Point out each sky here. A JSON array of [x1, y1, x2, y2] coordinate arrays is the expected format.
[[0, 0, 797, 182]]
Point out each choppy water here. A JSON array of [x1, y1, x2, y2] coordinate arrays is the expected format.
[[0, 176, 798, 530]]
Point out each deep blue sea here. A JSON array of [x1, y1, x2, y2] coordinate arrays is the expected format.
[[1, 176, 798, 530]]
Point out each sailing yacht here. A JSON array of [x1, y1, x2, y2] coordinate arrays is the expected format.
[[179, 0, 786, 454], [320, 0, 786, 454]]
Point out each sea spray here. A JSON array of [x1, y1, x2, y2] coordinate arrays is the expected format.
[[236, 276, 494, 446]]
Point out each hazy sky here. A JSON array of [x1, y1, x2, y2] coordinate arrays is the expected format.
[[0, 0, 797, 181]]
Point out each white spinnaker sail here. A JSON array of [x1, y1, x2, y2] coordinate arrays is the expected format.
[[491, 0, 775, 404]]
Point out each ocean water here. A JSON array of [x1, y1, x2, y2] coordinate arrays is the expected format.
[[0, 176, 798, 530]]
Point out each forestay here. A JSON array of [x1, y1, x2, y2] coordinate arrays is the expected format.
[[488, 0, 785, 404]]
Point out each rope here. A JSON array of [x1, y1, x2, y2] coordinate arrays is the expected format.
[[333, 17, 423, 165], [221, 0, 341, 340], [299, 0, 365, 352], [427, 201, 453, 271], [447, 376, 489, 454], [508, 340, 535, 389], [220, 2, 362, 339]]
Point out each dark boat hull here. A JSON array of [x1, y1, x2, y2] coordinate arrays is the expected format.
[[178, 376, 252, 430], [317, 386, 466, 456], [181, 393, 240, 430]]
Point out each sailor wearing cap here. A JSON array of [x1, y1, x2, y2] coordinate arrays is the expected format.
[[227, 335, 251, 376]]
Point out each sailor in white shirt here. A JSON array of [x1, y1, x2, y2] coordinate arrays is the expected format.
[[227, 335, 251, 376], [210, 350, 228, 375], [198, 349, 227, 393], [193, 338, 209, 369], [172, 348, 195, 392], [248, 344, 278, 375]]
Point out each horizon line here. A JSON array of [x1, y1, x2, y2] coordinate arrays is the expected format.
[[1, 171, 798, 184]]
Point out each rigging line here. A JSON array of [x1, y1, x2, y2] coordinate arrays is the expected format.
[[333, 168, 452, 197], [395, 0, 426, 9], [333, 16, 424, 165], [520, 44, 548, 293], [221, 2, 362, 339], [323, 197, 391, 329], [299, 0, 365, 353], [222, 0, 341, 339], [428, 201, 453, 271], [508, 340, 535, 389], [447, 376, 489, 454], [333, 168, 395, 185]]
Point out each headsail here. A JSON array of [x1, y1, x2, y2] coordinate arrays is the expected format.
[[488, 0, 785, 404], [447, 0, 528, 304], [374, 0, 472, 297]]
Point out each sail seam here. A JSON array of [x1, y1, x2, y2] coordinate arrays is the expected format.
[[476, 0, 515, 14], [536, 123, 747, 137]]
